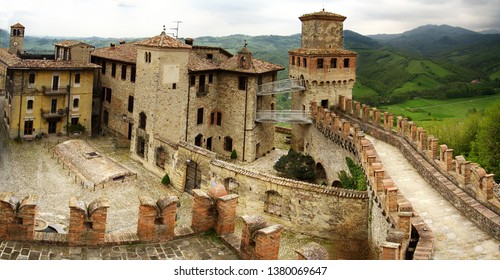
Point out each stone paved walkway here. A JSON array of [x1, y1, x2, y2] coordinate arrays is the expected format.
[[0, 234, 237, 260], [367, 136, 500, 260]]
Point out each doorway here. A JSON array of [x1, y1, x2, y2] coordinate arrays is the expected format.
[[48, 120, 57, 134], [184, 160, 201, 194], [24, 120, 33, 135]]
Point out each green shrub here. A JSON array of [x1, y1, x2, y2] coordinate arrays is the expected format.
[[161, 173, 171, 185], [230, 149, 238, 159], [274, 149, 316, 182], [337, 157, 367, 191]]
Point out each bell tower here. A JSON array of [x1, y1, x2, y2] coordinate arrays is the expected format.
[[9, 23, 25, 55], [289, 10, 357, 151]]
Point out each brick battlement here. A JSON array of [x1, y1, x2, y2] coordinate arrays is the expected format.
[[0, 192, 291, 260], [331, 95, 500, 242], [310, 102, 434, 259]]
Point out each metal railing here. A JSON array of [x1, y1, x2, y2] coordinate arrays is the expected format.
[[257, 78, 305, 95], [42, 85, 70, 95], [255, 110, 311, 124], [41, 108, 68, 119]]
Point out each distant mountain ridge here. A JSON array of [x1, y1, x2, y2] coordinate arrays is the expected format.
[[1, 24, 498, 106]]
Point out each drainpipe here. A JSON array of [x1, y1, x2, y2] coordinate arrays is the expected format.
[[17, 71, 25, 138], [242, 76, 248, 161], [185, 75, 191, 142], [67, 71, 72, 137]]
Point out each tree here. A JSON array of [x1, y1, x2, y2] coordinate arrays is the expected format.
[[469, 101, 500, 182], [337, 157, 367, 191], [274, 149, 316, 182]]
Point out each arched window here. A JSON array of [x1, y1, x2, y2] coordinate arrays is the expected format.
[[73, 98, 79, 109], [139, 112, 147, 129]]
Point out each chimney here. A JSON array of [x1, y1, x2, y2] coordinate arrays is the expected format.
[[110, 43, 115, 48], [185, 38, 194, 46]]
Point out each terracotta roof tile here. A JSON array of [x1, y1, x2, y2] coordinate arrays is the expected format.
[[218, 56, 284, 74], [0, 48, 100, 69], [135, 32, 192, 49], [188, 51, 218, 71], [92, 43, 138, 64], [0, 48, 22, 66], [54, 40, 93, 48]]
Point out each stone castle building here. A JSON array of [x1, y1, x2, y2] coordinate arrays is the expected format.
[[91, 29, 283, 174], [1, 10, 353, 187], [0, 23, 99, 139]]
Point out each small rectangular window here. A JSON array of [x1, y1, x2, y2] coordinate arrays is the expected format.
[[111, 63, 116, 77], [197, 107, 204, 125], [101, 61, 106, 74], [74, 73, 81, 85], [121, 65, 127, 80], [208, 74, 213, 84], [344, 58, 350, 68], [172, 83, 177, 89], [128, 95, 134, 113], [29, 73, 36, 84], [71, 117, 79, 125], [190, 75, 196, 86], [207, 54, 213, 59], [106, 88, 112, 103], [291, 56, 295, 66], [331, 58, 337, 68], [303, 58, 307, 67], [238, 76, 246, 90], [217, 112, 222, 126], [131, 66, 136, 83], [210, 112, 215, 125], [317, 58, 324, 69]]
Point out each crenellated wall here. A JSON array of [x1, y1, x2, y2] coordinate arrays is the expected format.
[[0, 192, 288, 260], [308, 102, 434, 259], [334, 95, 500, 242]]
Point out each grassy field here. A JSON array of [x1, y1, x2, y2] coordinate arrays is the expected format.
[[380, 93, 500, 121]]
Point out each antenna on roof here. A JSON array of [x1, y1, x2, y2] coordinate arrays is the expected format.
[[171, 21, 182, 39]]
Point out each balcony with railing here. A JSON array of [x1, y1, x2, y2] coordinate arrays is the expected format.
[[41, 108, 68, 119], [255, 110, 311, 124], [257, 78, 305, 96], [42, 85, 70, 96]]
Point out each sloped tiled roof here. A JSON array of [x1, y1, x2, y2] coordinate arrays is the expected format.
[[188, 51, 219, 71], [218, 55, 284, 74], [0, 48, 22, 66], [0, 48, 100, 69], [92, 42, 138, 64], [54, 40, 93, 48], [135, 31, 192, 49]]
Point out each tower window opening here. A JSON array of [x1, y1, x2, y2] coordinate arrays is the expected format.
[[344, 58, 350, 68], [331, 58, 337, 68], [317, 58, 324, 69]]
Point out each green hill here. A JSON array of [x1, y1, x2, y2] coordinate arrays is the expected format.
[[1, 24, 498, 107]]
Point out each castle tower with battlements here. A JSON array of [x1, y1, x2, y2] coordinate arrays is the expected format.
[[289, 10, 357, 151]]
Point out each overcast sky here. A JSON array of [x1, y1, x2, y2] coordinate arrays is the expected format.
[[1, 0, 499, 38]]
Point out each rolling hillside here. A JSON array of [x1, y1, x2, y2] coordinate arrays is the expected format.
[[1, 24, 498, 107]]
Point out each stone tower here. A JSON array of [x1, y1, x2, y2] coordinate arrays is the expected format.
[[131, 30, 192, 162], [9, 23, 25, 55], [289, 10, 357, 151]]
